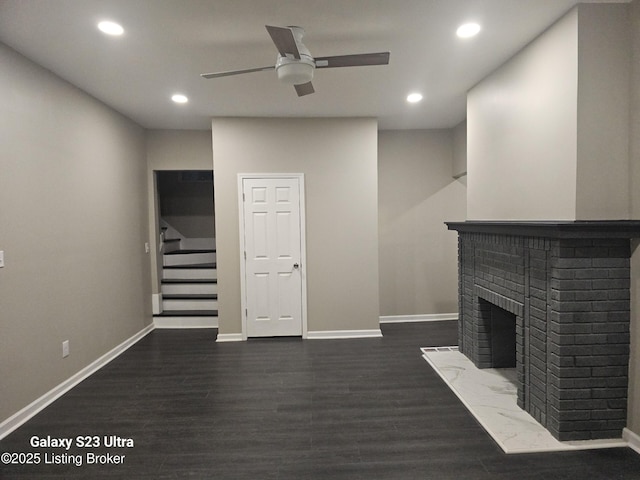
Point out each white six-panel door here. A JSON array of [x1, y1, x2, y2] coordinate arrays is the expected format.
[[240, 175, 305, 337]]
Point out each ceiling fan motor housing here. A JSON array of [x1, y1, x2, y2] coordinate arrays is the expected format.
[[276, 54, 315, 85]]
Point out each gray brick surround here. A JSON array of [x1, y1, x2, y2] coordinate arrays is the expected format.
[[446, 221, 640, 441]]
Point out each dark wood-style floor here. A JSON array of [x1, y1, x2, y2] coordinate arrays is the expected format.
[[2, 322, 640, 479]]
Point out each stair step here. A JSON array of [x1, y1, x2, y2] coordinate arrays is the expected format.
[[163, 294, 218, 300], [162, 266, 218, 281], [162, 295, 218, 311], [164, 249, 216, 254], [163, 250, 216, 267], [162, 282, 218, 295], [153, 311, 218, 329], [161, 278, 217, 284], [154, 310, 218, 317], [163, 263, 216, 269]]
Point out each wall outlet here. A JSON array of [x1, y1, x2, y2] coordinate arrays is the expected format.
[[0, 250, 4, 268], [144, 242, 150, 254], [62, 340, 69, 358]]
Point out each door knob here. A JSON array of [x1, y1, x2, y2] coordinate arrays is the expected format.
[[293, 263, 299, 269]]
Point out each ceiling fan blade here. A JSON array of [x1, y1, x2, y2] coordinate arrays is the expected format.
[[315, 52, 390, 69], [201, 65, 275, 79], [294, 82, 315, 97], [265, 25, 300, 59]]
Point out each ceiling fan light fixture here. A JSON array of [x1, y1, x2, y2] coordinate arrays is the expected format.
[[407, 93, 423, 103], [276, 56, 315, 85]]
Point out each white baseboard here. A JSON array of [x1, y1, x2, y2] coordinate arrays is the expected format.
[[216, 330, 384, 341], [380, 313, 458, 323], [0, 324, 154, 441], [216, 333, 244, 342], [154, 316, 218, 329], [623, 428, 640, 455], [306, 329, 383, 340]]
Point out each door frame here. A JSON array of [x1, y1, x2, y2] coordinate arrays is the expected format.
[[237, 173, 308, 340]]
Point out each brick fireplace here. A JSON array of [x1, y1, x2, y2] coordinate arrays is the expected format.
[[446, 221, 640, 441]]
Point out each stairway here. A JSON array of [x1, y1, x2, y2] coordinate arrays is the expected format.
[[153, 249, 218, 328]]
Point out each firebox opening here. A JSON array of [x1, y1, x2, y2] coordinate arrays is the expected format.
[[480, 299, 516, 369]]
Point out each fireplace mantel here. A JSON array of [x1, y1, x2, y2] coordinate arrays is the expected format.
[[446, 220, 640, 441], [446, 220, 640, 238]]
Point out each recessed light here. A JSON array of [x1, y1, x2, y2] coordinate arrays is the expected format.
[[456, 22, 481, 39], [97, 21, 124, 36], [171, 94, 189, 104], [407, 93, 423, 104]]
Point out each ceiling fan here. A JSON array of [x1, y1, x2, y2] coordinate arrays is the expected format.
[[201, 25, 390, 97]]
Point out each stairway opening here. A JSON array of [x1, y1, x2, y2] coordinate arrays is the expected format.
[[153, 170, 218, 328]]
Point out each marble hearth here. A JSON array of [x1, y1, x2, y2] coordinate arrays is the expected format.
[[446, 221, 640, 441]]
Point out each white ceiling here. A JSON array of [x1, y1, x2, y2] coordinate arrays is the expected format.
[[0, 0, 628, 131]]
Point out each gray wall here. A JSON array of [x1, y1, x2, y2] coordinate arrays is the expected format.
[[467, 8, 578, 220], [467, 4, 630, 222], [212, 117, 379, 336], [147, 130, 213, 170], [378, 129, 466, 317], [452, 120, 467, 179], [0, 43, 151, 423], [467, 2, 640, 439], [575, 4, 630, 220]]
